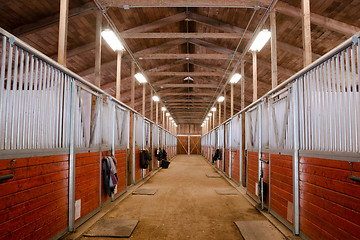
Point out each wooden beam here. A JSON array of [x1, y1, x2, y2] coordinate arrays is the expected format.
[[277, 41, 321, 60], [270, 9, 278, 89], [188, 38, 240, 55], [252, 51, 257, 102], [57, 0, 69, 66], [147, 72, 224, 77], [188, 12, 253, 37], [142, 84, 146, 115], [138, 53, 232, 60], [122, 33, 242, 39], [165, 99, 212, 103], [131, 62, 135, 108], [302, 0, 312, 67], [135, 39, 187, 56], [50, 42, 95, 60], [144, 60, 186, 72], [12, 1, 95, 37], [276, 1, 360, 36], [231, 83, 234, 116], [94, 11, 102, 88], [116, 51, 123, 100], [189, 60, 229, 73], [160, 92, 214, 96], [241, 60, 245, 110], [150, 90, 153, 121], [101, 0, 271, 7], [154, 83, 218, 88], [122, 12, 186, 33]]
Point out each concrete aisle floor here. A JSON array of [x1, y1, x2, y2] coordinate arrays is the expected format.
[[81, 155, 282, 240]]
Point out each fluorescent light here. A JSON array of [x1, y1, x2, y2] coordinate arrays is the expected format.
[[169, 117, 173, 120], [101, 29, 124, 51], [205, 117, 209, 120], [135, 73, 147, 83], [218, 96, 225, 102], [211, 107, 216, 112], [250, 29, 271, 52], [230, 73, 242, 84], [152, 96, 160, 102], [184, 76, 193, 81], [161, 107, 166, 111], [208, 113, 212, 117], [166, 113, 170, 117]]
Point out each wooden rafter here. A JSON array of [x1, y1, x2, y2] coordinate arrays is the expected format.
[[147, 72, 224, 77], [138, 53, 232, 59], [153, 83, 218, 88], [12, 1, 96, 36], [122, 33, 243, 39], [276, 1, 360, 36], [100, 0, 271, 8]]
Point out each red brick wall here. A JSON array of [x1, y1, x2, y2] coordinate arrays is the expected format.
[[270, 154, 293, 224], [0, 155, 69, 240], [299, 157, 360, 240], [231, 150, 240, 183]]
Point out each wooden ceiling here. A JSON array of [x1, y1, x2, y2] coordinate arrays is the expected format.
[[1, 0, 360, 125]]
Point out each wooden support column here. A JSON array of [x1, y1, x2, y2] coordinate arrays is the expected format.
[[218, 102, 221, 125], [302, 0, 312, 67], [95, 11, 102, 88], [241, 60, 245, 109], [131, 62, 135, 108], [150, 90, 153, 121], [224, 89, 227, 120], [231, 83, 234, 116], [162, 110, 165, 128], [252, 51, 257, 102], [57, 0, 69, 66], [116, 51, 123, 100], [142, 84, 146, 116], [156, 102, 159, 124], [212, 112, 215, 128], [270, 9, 278, 89]]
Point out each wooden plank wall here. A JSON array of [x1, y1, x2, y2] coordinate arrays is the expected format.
[[189, 136, 201, 155], [299, 157, 360, 240], [0, 155, 69, 240], [247, 151, 259, 200], [231, 150, 240, 184], [177, 136, 188, 154], [270, 154, 293, 225], [177, 124, 201, 135]]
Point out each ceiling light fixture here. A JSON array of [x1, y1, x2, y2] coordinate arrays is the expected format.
[[135, 73, 147, 83], [249, 29, 271, 52], [217, 96, 225, 102], [161, 107, 166, 111], [166, 113, 170, 117], [101, 29, 124, 51], [211, 107, 216, 112], [152, 96, 160, 102], [208, 113, 212, 117], [230, 73, 242, 84]]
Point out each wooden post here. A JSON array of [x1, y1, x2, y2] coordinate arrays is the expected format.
[[156, 102, 158, 124], [57, 0, 69, 66], [270, 9, 278, 89], [302, 0, 312, 67], [231, 83, 234, 116], [212, 112, 215, 128], [131, 62, 135, 109], [95, 11, 102, 88], [162, 110, 165, 128], [116, 51, 123, 100], [241, 60, 245, 109], [252, 51, 257, 102], [218, 102, 221, 125], [142, 84, 145, 116], [224, 89, 227, 120], [150, 90, 153, 121]]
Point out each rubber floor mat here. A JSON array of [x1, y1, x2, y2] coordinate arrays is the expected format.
[[234, 220, 286, 240], [83, 219, 138, 238]]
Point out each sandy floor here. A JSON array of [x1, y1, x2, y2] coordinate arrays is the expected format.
[[80, 155, 275, 240]]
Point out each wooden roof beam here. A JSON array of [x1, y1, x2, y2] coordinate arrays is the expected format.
[[138, 53, 232, 60], [276, 1, 360, 36], [160, 92, 215, 96], [122, 12, 186, 33], [100, 0, 271, 8], [153, 83, 218, 88], [147, 72, 224, 77], [12, 1, 96, 37], [122, 33, 242, 39]]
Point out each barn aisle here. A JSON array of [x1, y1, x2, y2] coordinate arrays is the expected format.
[[78, 155, 284, 240]]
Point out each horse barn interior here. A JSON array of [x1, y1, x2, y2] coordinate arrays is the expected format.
[[1, 0, 360, 239]]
